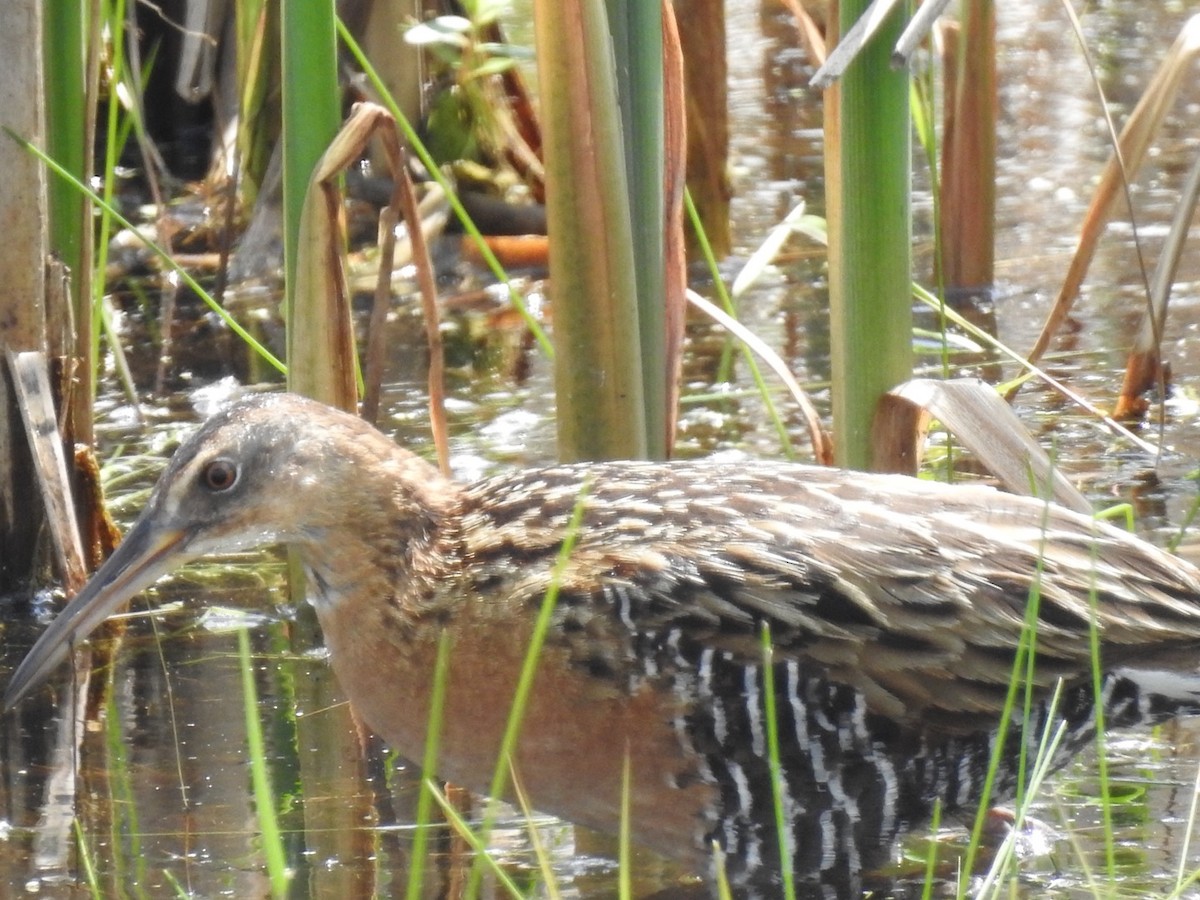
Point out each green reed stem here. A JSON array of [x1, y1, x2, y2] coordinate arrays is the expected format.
[[609, 0, 668, 458], [280, 0, 339, 298], [827, 0, 912, 469]]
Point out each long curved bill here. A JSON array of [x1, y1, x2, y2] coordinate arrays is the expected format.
[[4, 518, 192, 710]]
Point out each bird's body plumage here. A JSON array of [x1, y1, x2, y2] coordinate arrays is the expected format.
[[8, 392, 1200, 895]]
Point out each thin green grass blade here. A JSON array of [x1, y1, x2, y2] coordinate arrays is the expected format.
[[4, 129, 286, 374], [619, 748, 632, 900], [918, 799, 942, 900], [1093, 502, 1135, 531], [1085, 547, 1116, 881], [91, 18, 163, 407], [161, 868, 191, 898], [487, 482, 589, 802], [72, 817, 103, 899], [466, 482, 590, 895], [104, 687, 148, 891], [93, 0, 131, 397], [975, 687, 1067, 897], [911, 284, 1157, 456], [759, 623, 795, 899], [712, 842, 734, 900], [910, 72, 953, 388], [234, 0, 273, 204], [145, 601, 192, 812], [508, 757, 562, 900], [1173, 857, 1200, 898], [1016, 586, 1043, 811], [1056, 806, 1100, 896], [685, 191, 795, 458], [237, 628, 289, 898], [426, 779, 526, 898], [405, 629, 453, 900], [1176, 758, 1200, 891], [957, 521, 1050, 897], [1169, 474, 1200, 552]]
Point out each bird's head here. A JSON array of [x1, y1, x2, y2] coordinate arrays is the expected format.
[[3, 392, 436, 709]]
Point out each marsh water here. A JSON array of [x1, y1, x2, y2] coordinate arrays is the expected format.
[[5, 1, 1200, 897]]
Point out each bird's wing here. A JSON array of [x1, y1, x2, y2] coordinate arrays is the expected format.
[[461, 462, 1200, 730]]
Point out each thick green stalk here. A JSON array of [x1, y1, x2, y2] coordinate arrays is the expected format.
[[827, 1, 913, 470], [44, 1, 89, 323], [534, 0, 647, 462], [608, 0, 667, 459], [280, 0, 341, 603], [280, 0, 340, 354], [44, 0, 94, 442]]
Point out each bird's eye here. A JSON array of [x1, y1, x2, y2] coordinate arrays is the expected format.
[[201, 458, 240, 493]]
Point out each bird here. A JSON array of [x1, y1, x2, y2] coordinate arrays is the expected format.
[[7, 391, 1200, 896]]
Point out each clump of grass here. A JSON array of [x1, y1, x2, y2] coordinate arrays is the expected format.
[[973, 686, 1067, 898]]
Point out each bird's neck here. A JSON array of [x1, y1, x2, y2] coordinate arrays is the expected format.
[[297, 452, 464, 624], [288, 456, 467, 764]]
